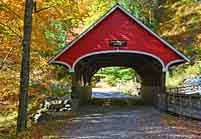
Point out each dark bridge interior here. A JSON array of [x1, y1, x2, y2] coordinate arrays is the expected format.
[[72, 53, 165, 105]]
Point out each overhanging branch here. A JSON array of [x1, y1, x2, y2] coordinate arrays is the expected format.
[[33, 1, 55, 13], [0, 47, 14, 70], [0, 22, 23, 38], [0, 0, 23, 20]]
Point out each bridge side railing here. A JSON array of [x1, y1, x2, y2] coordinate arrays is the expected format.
[[167, 85, 201, 94], [166, 85, 201, 120]]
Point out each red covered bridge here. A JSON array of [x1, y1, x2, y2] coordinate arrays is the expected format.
[[49, 4, 189, 110]]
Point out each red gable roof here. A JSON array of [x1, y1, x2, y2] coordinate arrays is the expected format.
[[49, 4, 189, 72]]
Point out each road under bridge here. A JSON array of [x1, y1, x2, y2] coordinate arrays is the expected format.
[[61, 105, 201, 139]]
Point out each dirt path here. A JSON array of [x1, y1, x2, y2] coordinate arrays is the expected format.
[[61, 106, 201, 139]]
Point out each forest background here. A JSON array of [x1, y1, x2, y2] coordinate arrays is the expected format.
[[0, 0, 201, 137]]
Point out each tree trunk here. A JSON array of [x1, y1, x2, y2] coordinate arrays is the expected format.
[[16, 0, 34, 133]]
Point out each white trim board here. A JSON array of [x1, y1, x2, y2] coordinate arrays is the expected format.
[[50, 61, 73, 72], [49, 4, 120, 64], [166, 59, 185, 70], [72, 50, 166, 72], [49, 4, 190, 64], [50, 50, 185, 72]]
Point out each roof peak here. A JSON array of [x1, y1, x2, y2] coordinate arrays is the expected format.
[[49, 2, 189, 64]]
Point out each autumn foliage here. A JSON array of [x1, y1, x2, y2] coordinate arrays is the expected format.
[[0, 0, 201, 137]]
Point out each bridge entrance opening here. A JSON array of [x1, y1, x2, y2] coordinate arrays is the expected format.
[[70, 52, 166, 106], [91, 66, 142, 100]]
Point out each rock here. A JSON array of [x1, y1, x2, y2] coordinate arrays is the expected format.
[[33, 96, 72, 123]]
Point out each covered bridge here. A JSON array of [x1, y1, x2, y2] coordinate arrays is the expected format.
[[49, 4, 189, 110]]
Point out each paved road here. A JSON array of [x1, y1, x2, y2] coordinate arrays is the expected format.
[[63, 106, 201, 139], [92, 88, 138, 99]]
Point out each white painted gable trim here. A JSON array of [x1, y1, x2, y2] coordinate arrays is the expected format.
[[72, 50, 166, 72], [50, 50, 186, 73], [49, 5, 120, 64], [165, 59, 185, 71], [49, 4, 190, 67], [117, 5, 190, 62], [50, 61, 73, 72]]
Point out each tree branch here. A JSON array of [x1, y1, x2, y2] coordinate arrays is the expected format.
[[33, 1, 55, 13], [0, 47, 14, 70], [0, 0, 23, 20], [0, 22, 23, 38]]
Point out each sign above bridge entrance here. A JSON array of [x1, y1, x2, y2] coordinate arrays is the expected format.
[[109, 40, 127, 47]]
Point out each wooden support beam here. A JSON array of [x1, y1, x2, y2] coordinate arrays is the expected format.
[[71, 72, 80, 99], [161, 71, 166, 92], [156, 71, 168, 111], [70, 72, 81, 111]]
